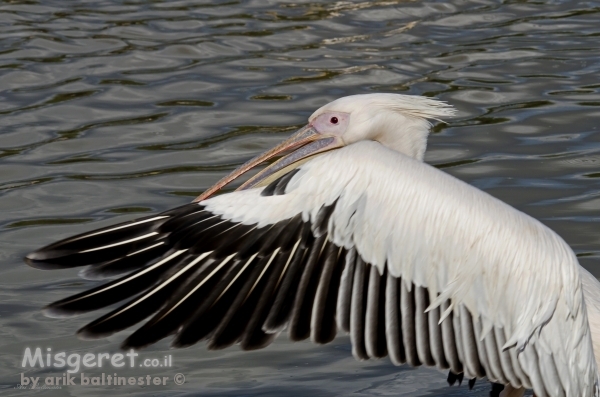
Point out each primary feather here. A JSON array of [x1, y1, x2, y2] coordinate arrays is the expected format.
[[25, 94, 600, 397]]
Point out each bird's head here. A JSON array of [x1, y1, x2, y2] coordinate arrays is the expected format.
[[196, 93, 455, 201], [308, 93, 455, 160]]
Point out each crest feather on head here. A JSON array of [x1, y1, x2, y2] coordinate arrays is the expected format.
[[311, 93, 456, 122]]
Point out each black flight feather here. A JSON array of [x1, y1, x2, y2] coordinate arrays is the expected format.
[[350, 256, 369, 360], [172, 256, 256, 348], [77, 251, 207, 339], [312, 201, 337, 237], [25, 191, 504, 394], [240, 249, 290, 350], [207, 253, 275, 350], [122, 254, 234, 349], [441, 300, 462, 374], [288, 234, 328, 341], [385, 273, 406, 365], [45, 248, 184, 317], [336, 248, 357, 333], [415, 286, 435, 366], [26, 204, 201, 270], [401, 280, 421, 367], [263, 222, 312, 332], [80, 241, 171, 280], [311, 246, 345, 344], [261, 168, 300, 197], [365, 265, 388, 358]]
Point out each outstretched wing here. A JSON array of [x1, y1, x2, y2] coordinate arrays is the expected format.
[[26, 141, 598, 397]]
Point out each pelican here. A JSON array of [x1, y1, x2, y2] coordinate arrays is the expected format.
[[25, 94, 600, 397]]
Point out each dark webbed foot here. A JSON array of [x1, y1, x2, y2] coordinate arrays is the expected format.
[[447, 371, 464, 386], [447, 371, 503, 394], [468, 377, 476, 390], [490, 383, 505, 396]]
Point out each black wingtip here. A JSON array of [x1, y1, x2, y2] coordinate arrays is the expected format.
[[169, 338, 193, 349], [42, 304, 81, 319], [121, 326, 176, 351], [121, 338, 145, 351], [169, 326, 196, 349], [25, 249, 53, 262], [23, 254, 39, 268], [261, 324, 284, 334], [76, 326, 111, 341], [24, 250, 67, 270]]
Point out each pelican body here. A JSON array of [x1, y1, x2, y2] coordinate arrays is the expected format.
[[25, 94, 600, 397]]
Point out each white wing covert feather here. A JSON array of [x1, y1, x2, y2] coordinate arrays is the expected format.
[[26, 140, 599, 397], [204, 140, 599, 397]]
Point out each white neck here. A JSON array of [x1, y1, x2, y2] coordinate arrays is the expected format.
[[373, 116, 431, 161]]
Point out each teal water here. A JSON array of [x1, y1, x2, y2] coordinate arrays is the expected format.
[[2, 0, 600, 395]]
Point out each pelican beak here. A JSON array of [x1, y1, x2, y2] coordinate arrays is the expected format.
[[194, 124, 342, 202]]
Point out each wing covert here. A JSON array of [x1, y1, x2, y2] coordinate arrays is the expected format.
[[25, 141, 599, 397]]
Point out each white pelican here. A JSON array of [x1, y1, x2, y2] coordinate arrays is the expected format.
[[25, 94, 600, 397]]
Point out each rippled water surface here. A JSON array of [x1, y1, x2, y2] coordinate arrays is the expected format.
[[2, 0, 600, 395]]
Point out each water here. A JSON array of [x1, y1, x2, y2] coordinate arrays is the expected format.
[[1, 0, 600, 395]]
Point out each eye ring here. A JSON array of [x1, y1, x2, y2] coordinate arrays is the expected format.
[[330, 116, 338, 124]]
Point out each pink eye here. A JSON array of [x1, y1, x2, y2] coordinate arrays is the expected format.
[[330, 116, 338, 124]]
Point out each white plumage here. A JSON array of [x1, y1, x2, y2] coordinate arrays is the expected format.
[[204, 140, 598, 395], [25, 93, 600, 397]]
